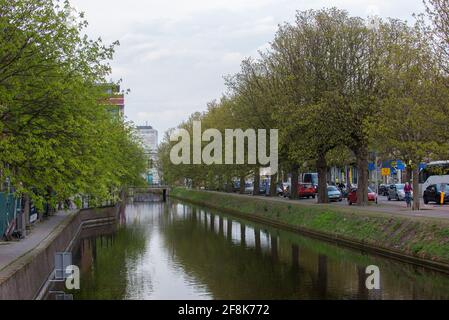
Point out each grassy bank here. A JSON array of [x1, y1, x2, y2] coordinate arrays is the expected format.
[[170, 188, 449, 271]]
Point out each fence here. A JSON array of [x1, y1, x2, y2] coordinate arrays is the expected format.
[[0, 192, 21, 237]]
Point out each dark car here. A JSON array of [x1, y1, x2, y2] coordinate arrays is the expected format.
[[423, 183, 449, 205], [244, 182, 267, 195], [378, 184, 389, 196], [337, 183, 349, 198]]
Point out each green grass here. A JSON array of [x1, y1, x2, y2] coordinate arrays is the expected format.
[[171, 188, 449, 265]]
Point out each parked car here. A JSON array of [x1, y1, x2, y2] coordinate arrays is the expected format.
[[232, 180, 241, 192], [260, 181, 268, 195], [378, 184, 389, 196], [387, 184, 413, 201], [298, 183, 317, 198], [281, 183, 316, 198], [244, 183, 254, 194], [348, 187, 378, 205], [327, 186, 343, 202], [423, 183, 449, 205], [244, 182, 267, 195]]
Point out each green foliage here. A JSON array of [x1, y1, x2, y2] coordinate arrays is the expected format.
[[0, 0, 147, 208], [157, 7, 449, 207], [423, 0, 449, 73]]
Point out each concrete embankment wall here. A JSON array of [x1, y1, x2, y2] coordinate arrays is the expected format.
[[170, 188, 449, 274], [0, 205, 121, 300]]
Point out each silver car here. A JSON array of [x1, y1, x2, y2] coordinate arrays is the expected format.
[[327, 186, 343, 202], [387, 184, 413, 201]]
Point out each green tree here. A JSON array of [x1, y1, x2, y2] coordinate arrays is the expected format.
[[269, 8, 380, 203], [0, 0, 147, 220], [423, 0, 449, 73], [372, 21, 449, 210]]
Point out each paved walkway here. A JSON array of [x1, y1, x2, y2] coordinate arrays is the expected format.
[[0, 211, 75, 271], [357, 196, 449, 219], [204, 191, 449, 221]]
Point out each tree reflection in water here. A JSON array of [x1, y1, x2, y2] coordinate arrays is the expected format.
[[70, 201, 449, 300]]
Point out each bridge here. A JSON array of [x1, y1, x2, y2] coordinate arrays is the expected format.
[[128, 185, 171, 202]]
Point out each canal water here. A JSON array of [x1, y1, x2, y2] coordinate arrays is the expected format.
[[68, 201, 449, 300]]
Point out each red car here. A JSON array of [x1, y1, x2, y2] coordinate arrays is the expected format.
[[298, 183, 317, 199], [348, 187, 378, 205]]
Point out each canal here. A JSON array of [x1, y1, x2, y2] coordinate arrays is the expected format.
[[68, 201, 449, 299]]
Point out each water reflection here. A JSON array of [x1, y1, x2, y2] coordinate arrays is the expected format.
[[70, 201, 449, 300]]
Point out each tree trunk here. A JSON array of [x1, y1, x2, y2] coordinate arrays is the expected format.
[[22, 194, 30, 237], [239, 175, 245, 194], [356, 147, 369, 206], [290, 164, 299, 200], [317, 153, 328, 203], [225, 176, 233, 193], [412, 166, 420, 210], [217, 176, 223, 191], [406, 165, 412, 183], [269, 173, 277, 196], [253, 167, 260, 196]]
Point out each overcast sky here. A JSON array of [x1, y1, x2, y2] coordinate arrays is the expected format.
[[71, 0, 425, 140]]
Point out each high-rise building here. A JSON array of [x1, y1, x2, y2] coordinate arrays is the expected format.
[[137, 125, 158, 154], [137, 125, 159, 184]]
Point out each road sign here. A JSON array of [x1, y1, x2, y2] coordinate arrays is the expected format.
[[381, 168, 391, 176], [368, 163, 376, 171], [396, 160, 405, 170]]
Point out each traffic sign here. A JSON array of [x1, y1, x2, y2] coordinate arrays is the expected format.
[[396, 160, 405, 170], [381, 168, 391, 176]]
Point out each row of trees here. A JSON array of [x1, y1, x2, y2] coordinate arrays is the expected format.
[[158, 3, 449, 209], [0, 0, 147, 220]]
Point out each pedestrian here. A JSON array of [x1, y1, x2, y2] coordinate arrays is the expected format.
[[404, 182, 412, 208]]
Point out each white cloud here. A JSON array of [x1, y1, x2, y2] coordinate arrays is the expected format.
[[365, 5, 381, 16], [71, 0, 425, 140], [221, 52, 245, 64]]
